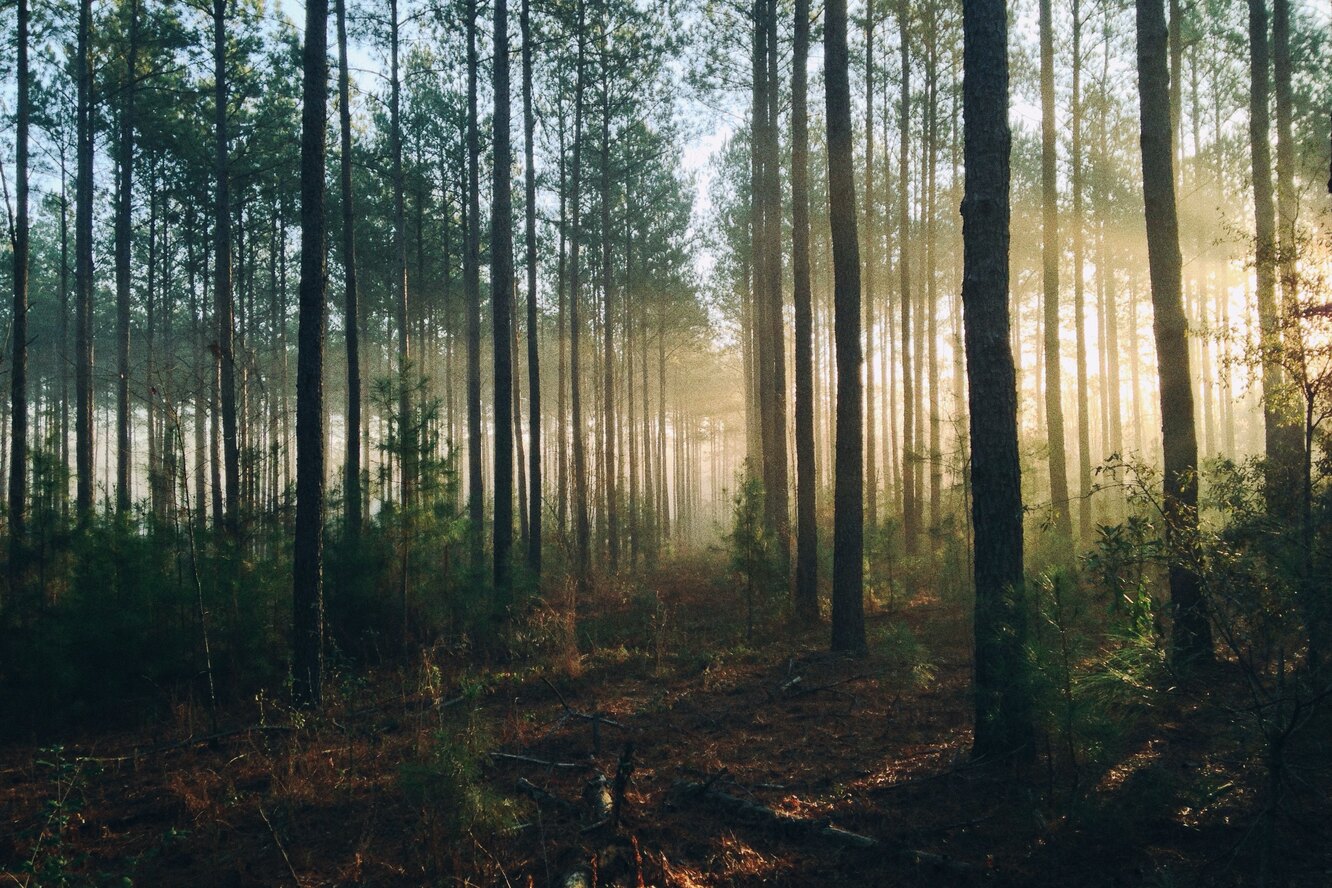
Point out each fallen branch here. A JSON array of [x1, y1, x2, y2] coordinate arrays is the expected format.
[[670, 779, 874, 849], [82, 724, 295, 764], [490, 752, 596, 771], [671, 779, 975, 875], [515, 777, 580, 817], [258, 806, 302, 886]]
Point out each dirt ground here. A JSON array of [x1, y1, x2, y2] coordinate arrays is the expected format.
[[2, 560, 1329, 886]]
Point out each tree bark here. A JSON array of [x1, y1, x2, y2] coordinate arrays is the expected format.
[[492, 0, 515, 605], [336, 0, 362, 539], [1039, 0, 1073, 549], [466, 0, 485, 572], [521, 0, 542, 577], [962, 0, 1033, 761], [896, 0, 917, 556], [115, 0, 140, 515], [293, 0, 329, 709], [1135, 0, 1212, 665], [825, 0, 865, 654], [9, 0, 30, 578], [213, 0, 240, 531], [75, 0, 95, 521], [791, 0, 818, 624]]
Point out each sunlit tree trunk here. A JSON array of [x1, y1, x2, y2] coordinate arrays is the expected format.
[[791, 0, 818, 624], [863, 7, 878, 531], [1135, 0, 1212, 665], [1072, 0, 1092, 540], [1039, 0, 1072, 549], [521, 0, 542, 577], [897, 0, 917, 555]]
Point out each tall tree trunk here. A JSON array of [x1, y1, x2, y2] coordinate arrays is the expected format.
[[825, 0, 865, 654], [389, 0, 413, 507], [75, 0, 95, 521], [791, 0, 818, 624], [1271, 0, 1304, 485], [466, 0, 485, 572], [336, 0, 361, 538], [293, 0, 328, 709], [569, 0, 592, 596], [1135, 0, 1212, 664], [492, 0, 515, 605], [863, 7, 878, 531], [1247, 0, 1296, 513], [521, 0, 542, 577], [962, 0, 1032, 761], [599, 66, 618, 573], [1072, 0, 1092, 540], [214, 0, 240, 531], [1039, 0, 1073, 548], [10, 0, 30, 579], [115, 0, 140, 515], [763, 0, 790, 573], [896, 0, 917, 556]]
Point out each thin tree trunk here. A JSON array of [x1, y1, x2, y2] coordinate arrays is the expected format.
[[1039, 0, 1073, 547], [897, 0, 917, 555], [492, 0, 515, 605], [75, 0, 95, 520], [9, 0, 30, 584], [115, 0, 140, 514], [466, 0, 485, 572], [863, 7, 878, 531], [791, 0, 818, 623], [521, 0, 542, 576], [570, 0, 592, 596], [1072, 0, 1092, 540], [1135, 0, 1212, 664], [336, 0, 361, 538]]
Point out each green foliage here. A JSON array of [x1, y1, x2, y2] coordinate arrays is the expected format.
[[398, 711, 518, 862], [726, 465, 783, 643]]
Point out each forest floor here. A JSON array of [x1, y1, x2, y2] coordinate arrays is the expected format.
[[2, 553, 1330, 887]]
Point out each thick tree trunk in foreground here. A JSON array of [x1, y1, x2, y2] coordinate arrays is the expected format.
[[1135, 0, 1212, 665], [293, 0, 329, 709], [825, 0, 865, 655], [791, 0, 818, 624], [962, 0, 1033, 761]]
